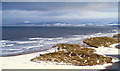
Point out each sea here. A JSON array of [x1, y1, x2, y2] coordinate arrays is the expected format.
[[0, 26, 119, 56]]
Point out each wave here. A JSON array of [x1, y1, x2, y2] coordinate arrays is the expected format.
[[29, 37, 43, 40], [16, 41, 38, 44], [29, 37, 63, 40], [2, 49, 22, 51], [0, 32, 118, 56], [22, 45, 44, 50], [5, 44, 14, 47]]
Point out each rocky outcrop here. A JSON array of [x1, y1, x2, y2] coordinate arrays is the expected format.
[[115, 44, 120, 49]]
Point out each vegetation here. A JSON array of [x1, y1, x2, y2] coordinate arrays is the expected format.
[[31, 44, 112, 66], [113, 34, 120, 43], [83, 37, 119, 48], [113, 34, 120, 38]]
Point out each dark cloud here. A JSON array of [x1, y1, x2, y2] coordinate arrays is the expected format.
[[2, 2, 117, 12], [2, 2, 118, 25]]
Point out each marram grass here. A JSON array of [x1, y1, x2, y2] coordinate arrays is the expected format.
[[31, 44, 112, 66], [83, 36, 119, 48]]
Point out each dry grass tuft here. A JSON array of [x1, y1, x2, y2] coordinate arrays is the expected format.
[[83, 37, 119, 48], [113, 34, 120, 38], [31, 44, 113, 66]]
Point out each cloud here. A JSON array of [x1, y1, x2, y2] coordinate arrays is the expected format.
[[24, 20, 32, 23], [3, 9, 117, 19], [2, 2, 117, 12], [2, 0, 120, 2], [83, 3, 117, 12], [80, 11, 117, 19], [2, 2, 118, 25]]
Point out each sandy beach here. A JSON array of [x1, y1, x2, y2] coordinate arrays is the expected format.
[[1, 44, 120, 69], [0, 52, 113, 69]]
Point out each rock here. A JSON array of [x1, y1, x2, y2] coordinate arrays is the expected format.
[[31, 44, 113, 66], [115, 44, 120, 49], [83, 37, 119, 48]]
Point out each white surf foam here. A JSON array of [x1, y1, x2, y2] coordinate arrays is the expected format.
[[29, 37, 43, 40], [23, 45, 44, 50], [5, 44, 14, 47], [16, 41, 38, 44], [1, 32, 118, 56]]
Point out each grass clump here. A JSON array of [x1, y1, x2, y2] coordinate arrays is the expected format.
[[113, 34, 120, 43], [31, 44, 113, 66], [113, 34, 120, 38], [83, 36, 119, 48]]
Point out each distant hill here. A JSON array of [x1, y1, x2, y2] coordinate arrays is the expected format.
[[108, 22, 120, 27], [3, 22, 119, 27]]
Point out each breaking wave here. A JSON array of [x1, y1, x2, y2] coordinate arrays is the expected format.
[[0, 32, 117, 56]]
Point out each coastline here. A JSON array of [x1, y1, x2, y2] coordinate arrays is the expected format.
[[1, 2, 119, 70], [1, 44, 120, 69], [0, 51, 115, 69], [1, 32, 120, 69], [0, 49, 50, 57]]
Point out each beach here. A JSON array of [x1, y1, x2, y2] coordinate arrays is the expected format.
[[1, 2, 120, 70], [1, 26, 120, 70], [0, 51, 116, 69], [1, 43, 120, 69]]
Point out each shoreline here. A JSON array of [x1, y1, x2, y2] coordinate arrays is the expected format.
[[1, 34, 120, 69], [1, 43, 119, 57], [1, 45, 120, 69], [0, 49, 50, 57], [0, 51, 117, 69]]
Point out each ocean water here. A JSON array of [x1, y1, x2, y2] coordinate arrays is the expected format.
[[1, 26, 118, 56]]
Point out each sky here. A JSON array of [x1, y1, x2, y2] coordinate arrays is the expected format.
[[2, 0, 120, 2], [2, 2, 118, 25]]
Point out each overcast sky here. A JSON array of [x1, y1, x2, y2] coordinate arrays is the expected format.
[[2, 2, 118, 25], [2, 0, 120, 2]]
